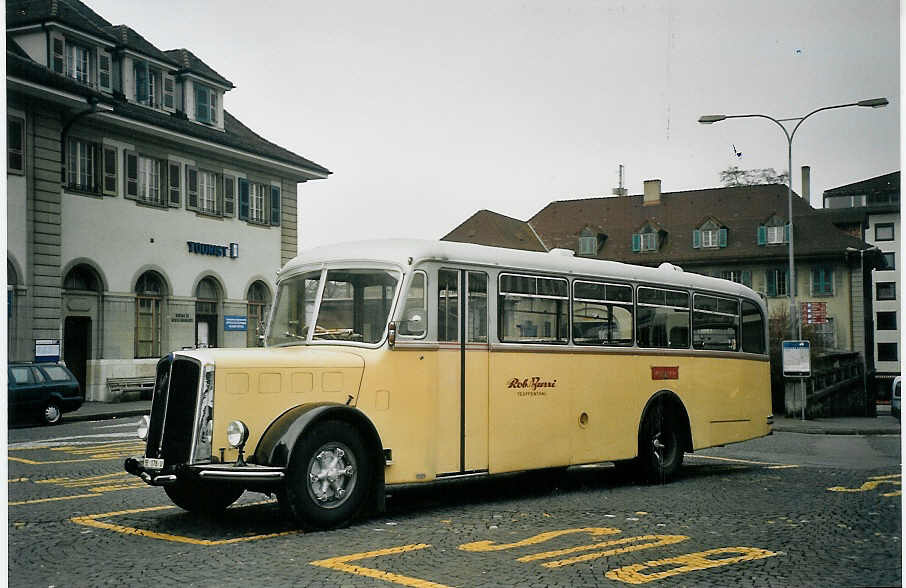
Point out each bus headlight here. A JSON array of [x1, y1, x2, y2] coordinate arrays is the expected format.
[[226, 420, 249, 449], [137, 415, 150, 441]]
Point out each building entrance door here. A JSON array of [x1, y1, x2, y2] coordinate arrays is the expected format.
[[64, 316, 91, 393]]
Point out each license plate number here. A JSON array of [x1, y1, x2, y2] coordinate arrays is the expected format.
[[143, 457, 164, 469]]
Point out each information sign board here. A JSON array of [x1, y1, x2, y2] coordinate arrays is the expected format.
[[782, 340, 811, 378]]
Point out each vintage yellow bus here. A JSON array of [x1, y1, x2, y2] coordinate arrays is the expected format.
[[125, 239, 772, 529]]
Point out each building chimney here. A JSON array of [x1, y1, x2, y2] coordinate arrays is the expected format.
[[801, 166, 810, 204], [643, 179, 661, 206]]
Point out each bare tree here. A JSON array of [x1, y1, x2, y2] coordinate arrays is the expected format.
[[720, 166, 790, 187]]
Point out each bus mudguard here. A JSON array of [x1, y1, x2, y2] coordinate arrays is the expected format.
[[639, 389, 694, 452]]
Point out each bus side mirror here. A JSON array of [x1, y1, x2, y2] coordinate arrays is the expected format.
[[388, 321, 396, 347]]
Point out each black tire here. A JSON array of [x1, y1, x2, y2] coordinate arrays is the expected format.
[[42, 400, 63, 425], [165, 481, 243, 514], [637, 400, 683, 484], [282, 420, 373, 530]]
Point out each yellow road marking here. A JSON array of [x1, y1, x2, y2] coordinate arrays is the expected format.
[[828, 473, 901, 496], [8, 477, 30, 483], [9, 440, 144, 464], [688, 454, 796, 467], [10, 493, 101, 506], [606, 547, 779, 584], [766, 464, 800, 470], [71, 503, 300, 545], [310, 544, 449, 588], [517, 535, 689, 568], [459, 527, 620, 552]]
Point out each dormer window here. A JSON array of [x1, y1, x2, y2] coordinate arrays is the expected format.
[[692, 218, 727, 249], [67, 42, 92, 85], [195, 84, 217, 124], [632, 222, 663, 252], [577, 227, 605, 256], [757, 215, 789, 246], [134, 61, 163, 108]]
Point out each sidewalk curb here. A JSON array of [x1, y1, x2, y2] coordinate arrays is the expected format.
[[67, 409, 149, 423], [772, 425, 901, 435]]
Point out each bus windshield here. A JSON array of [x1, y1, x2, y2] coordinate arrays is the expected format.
[[267, 268, 401, 346]]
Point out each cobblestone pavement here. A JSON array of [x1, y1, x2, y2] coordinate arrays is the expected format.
[[9, 419, 901, 587]]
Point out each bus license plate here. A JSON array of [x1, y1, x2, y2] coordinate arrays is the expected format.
[[143, 457, 164, 469]]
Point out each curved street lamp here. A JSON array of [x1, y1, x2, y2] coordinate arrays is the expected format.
[[698, 98, 888, 340]]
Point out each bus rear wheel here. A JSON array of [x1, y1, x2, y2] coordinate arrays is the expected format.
[[283, 420, 373, 530], [638, 400, 683, 483]]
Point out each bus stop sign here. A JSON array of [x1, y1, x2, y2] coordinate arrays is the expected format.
[[782, 340, 811, 378]]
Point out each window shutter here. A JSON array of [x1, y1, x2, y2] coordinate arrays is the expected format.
[[631, 233, 641, 252], [98, 50, 112, 92], [757, 225, 766, 246], [102, 146, 117, 196], [784, 223, 790, 243], [210, 90, 218, 124], [195, 86, 209, 122], [766, 271, 776, 296], [163, 74, 175, 112], [238, 178, 250, 220], [186, 166, 198, 210], [718, 228, 728, 248], [168, 162, 181, 206], [124, 150, 138, 199], [223, 175, 235, 217], [692, 229, 701, 249], [216, 173, 224, 215], [742, 270, 752, 288], [51, 34, 64, 73], [270, 185, 281, 226], [135, 61, 149, 103]]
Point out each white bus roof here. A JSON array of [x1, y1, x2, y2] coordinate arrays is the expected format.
[[283, 239, 762, 301]]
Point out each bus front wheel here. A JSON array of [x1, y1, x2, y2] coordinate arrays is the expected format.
[[283, 420, 373, 530], [638, 401, 683, 483]]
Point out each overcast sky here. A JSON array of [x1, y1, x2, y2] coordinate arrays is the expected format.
[[87, 0, 900, 251]]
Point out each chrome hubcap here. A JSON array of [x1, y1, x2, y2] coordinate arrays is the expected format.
[[44, 404, 61, 423], [652, 432, 665, 464], [306, 442, 357, 509]]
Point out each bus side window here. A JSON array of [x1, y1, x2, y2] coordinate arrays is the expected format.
[[692, 294, 739, 351], [399, 271, 427, 337], [438, 269, 459, 342], [467, 272, 488, 343], [740, 299, 766, 354], [637, 287, 689, 349]]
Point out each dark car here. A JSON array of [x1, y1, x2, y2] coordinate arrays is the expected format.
[[8, 362, 83, 425]]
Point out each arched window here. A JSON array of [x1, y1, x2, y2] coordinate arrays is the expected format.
[[135, 271, 164, 358], [195, 277, 221, 348], [64, 264, 101, 291], [247, 281, 271, 347]]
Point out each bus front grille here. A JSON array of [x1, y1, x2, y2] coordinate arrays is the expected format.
[[145, 355, 200, 465]]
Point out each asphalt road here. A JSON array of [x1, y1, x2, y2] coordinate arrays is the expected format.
[[9, 418, 902, 587]]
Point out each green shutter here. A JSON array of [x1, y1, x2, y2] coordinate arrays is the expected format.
[[766, 270, 776, 296], [692, 229, 701, 248], [238, 178, 250, 220], [186, 166, 198, 210], [757, 225, 766, 246], [195, 86, 205, 122], [742, 270, 752, 288], [718, 228, 728, 248], [784, 223, 790, 243], [124, 150, 138, 199], [223, 175, 235, 217], [135, 61, 148, 103], [270, 185, 281, 225], [631, 233, 641, 252]]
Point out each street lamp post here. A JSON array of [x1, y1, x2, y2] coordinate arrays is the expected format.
[[698, 98, 888, 341]]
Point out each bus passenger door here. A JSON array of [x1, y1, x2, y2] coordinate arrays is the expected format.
[[436, 269, 489, 475]]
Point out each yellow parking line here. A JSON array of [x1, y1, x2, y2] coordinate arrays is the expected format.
[[10, 493, 100, 506], [71, 503, 301, 545], [311, 544, 449, 588], [689, 454, 797, 468]]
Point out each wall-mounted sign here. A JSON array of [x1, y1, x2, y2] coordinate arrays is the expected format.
[[171, 312, 193, 324], [782, 340, 811, 378], [35, 339, 61, 363], [224, 315, 248, 331], [801, 302, 827, 325], [187, 241, 239, 259]]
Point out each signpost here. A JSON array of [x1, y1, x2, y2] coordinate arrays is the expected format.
[[801, 302, 827, 325], [34, 339, 61, 363], [782, 340, 811, 421]]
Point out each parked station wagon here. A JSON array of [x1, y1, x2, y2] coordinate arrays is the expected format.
[[8, 362, 83, 425]]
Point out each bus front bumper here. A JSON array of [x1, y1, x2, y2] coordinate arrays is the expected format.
[[124, 457, 286, 486]]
